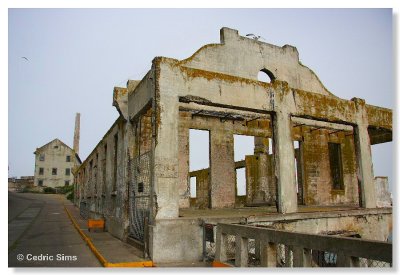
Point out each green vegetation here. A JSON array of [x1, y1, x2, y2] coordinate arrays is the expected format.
[[43, 187, 56, 194], [66, 192, 74, 201], [58, 185, 74, 202], [57, 185, 74, 194]]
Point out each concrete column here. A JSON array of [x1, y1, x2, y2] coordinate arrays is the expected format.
[[153, 67, 180, 219], [210, 127, 235, 208], [337, 253, 361, 267], [215, 230, 228, 263], [235, 235, 249, 267], [260, 240, 277, 267], [254, 136, 269, 154], [272, 111, 298, 213], [178, 125, 190, 208], [254, 137, 270, 204], [293, 246, 312, 267], [352, 98, 376, 208]]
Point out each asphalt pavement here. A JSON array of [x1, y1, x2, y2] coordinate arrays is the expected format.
[[8, 192, 101, 267]]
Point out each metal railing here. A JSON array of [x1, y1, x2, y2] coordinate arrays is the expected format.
[[215, 223, 392, 267]]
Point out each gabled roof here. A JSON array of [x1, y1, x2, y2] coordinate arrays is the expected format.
[[34, 138, 82, 164], [33, 138, 72, 154], [33, 139, 81, 164]]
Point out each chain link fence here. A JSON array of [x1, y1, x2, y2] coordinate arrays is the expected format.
[[358, 258, 391, 267], [80, 201, 89, 219], [128, 151, 152, 243]]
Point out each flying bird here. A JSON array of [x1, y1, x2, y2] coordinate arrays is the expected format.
[[245, 34, 265, 41], [21, 57, 29, 61]]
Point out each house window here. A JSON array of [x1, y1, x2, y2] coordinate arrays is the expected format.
[[52, 168, 57, 175], [39, 154, 45, 161], [65, 168, 70, 176], [65, 180, 70, 186], [39, 168, 44, 175], [328, 143, 344, 190], [38, 180, 43, 186], [66, 155, 71, 162], [54, 145, 59, 149]]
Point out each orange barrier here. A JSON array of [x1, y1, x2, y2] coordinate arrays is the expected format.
[[106, 261, 154, 267], [88, 219, 105, 232], [212, 261, 232, 267]]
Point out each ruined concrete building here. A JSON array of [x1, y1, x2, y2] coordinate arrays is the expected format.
[[8, 176, 34, 192], [74, 28, 392, 265]]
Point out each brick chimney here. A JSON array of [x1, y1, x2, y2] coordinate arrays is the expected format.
[[73, 113, 80, 155]]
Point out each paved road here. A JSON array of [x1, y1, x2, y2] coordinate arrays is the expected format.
[[8, 192, 101, 267]]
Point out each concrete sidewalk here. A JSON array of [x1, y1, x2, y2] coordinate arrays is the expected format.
[[64, 201, 147, 264]]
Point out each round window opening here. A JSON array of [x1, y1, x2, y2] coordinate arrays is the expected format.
[[258, 69, 275, 83]]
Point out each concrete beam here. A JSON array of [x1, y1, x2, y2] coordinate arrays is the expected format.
[[366, 104, 392, 131], [291, 116, 353, 132]]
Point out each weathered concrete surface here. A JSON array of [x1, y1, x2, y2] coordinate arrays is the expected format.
[[210, 127, 235, 208], [8, 176, 34, 192], [178, 113, 190, 208], [302, 127, 359, 206], [74, 116, 129, 241], [150, 219, 203, 264], [375, 177, 392, 208], [180, 27, 332, 96], [258, 211, 392, 242], [352, 98, 376, 208], [272, 85, 298, 213], [113, 87, 129, 119]]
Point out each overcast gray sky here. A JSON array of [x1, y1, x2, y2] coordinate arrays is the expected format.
[[8, 9, 393, 189]]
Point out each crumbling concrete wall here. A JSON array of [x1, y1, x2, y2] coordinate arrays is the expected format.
[[375, 177, 392, 208], [302, 127, 359, 206], [75, 84, 134, 240], [179, 27, 332, 96], [75, 117, 129, 240]]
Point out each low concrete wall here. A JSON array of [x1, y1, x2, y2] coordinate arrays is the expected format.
[[105, 218, 126, 241], [254, 212, 392, 242], [150, 219, 203, 263], [150, 208, 391, 263]]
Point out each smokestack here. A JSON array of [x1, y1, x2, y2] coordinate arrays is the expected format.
[[73, 113, 80, 155]]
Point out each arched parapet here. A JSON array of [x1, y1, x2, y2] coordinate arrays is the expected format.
[[179, 27, 334, 97]]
